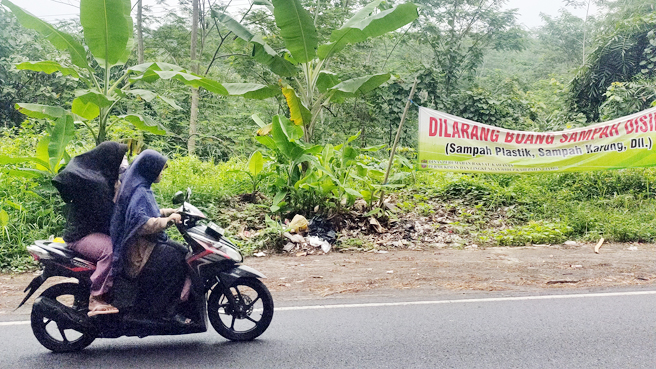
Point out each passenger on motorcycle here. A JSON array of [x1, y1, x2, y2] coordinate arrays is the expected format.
[[52, 141, 128, 317], [110, 149, 191, 325]]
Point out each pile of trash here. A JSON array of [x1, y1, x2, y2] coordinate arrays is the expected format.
[[281, 215, 336, 256]]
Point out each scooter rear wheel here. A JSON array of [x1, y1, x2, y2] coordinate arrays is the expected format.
[[208, 277, 274, 341], [31, 283, 96, 352]]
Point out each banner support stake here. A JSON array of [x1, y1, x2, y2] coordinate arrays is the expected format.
[[378, 77, 418, 208]]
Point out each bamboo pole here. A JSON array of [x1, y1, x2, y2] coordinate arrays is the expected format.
[[378, 77, 418, 207]]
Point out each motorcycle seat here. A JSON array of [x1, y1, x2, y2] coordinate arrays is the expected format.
[[34, 240, 78, 259]]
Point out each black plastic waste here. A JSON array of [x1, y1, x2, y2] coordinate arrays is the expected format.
[[308, 216, 336, 244]]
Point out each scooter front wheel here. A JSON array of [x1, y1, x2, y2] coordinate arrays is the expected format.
[[207, 277, 274, 341], [31, 283, 96, 352]]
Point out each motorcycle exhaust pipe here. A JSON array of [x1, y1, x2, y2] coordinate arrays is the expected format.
[[33, 297, 93, 332]]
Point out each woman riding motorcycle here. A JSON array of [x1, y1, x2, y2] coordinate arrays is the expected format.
[[51, 141, 128, 316], [110, 149, 191, 325]]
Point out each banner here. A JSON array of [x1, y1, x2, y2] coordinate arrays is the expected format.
[[418, 106, 656, 173]]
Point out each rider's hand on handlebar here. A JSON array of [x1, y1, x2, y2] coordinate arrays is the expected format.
[[167, 213, 182, 226], [160, 208, 178, 217]]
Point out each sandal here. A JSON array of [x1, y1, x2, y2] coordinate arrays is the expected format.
[[88, 296, 119, 317]]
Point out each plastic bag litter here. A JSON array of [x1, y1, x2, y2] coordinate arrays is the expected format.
[[289, 214, 309, 233]]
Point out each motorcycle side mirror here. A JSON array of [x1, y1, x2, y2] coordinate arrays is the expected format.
[[186, 187, 192, 201], [172, 191, 185, 205]]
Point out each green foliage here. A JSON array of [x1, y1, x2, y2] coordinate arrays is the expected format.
[[570, 12, 656, 121], [414, 0, 525, 95], [600, 80, 656, 120], [479, 221, 573, 246], [2, 0, 227, 147], [214, 0, 418, 142]]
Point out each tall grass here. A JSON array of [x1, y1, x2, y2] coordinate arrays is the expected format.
[[413, 169, 656, 244]]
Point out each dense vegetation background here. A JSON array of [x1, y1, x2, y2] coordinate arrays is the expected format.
[[1, 0, 655, 271]]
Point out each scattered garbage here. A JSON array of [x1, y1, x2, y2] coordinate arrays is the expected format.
[[594, 237, 605, 254], [308, 216, 336, 244], [628, 246, 638, 251], [289, 214, 309, 233], [283, 232, 305, 244], [564, 240, 578, 246], [253, 251, 266, 257], [369, 217, 385, 233]]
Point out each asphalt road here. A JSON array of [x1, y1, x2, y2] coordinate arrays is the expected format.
[[1, 289, 655, 368]]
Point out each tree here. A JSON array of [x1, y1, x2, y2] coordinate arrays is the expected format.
[[0, 7, 77, 129], [570, 12, 656, 121], [1, 0, 230, 147], [538, 10, 586, 68], [413, 0, 525, 97], [214, 0, 419, 142]]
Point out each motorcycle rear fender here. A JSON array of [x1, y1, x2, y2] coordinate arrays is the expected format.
[[218, 265, 267, 287], [16, 273, 47, 310]]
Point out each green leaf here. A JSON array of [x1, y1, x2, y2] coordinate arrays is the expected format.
[[71, 90, 113, 120], [0, 168, 45, 178], [271, 115, 305, 160], [35, 136, 50, 171], [316, 71, 341, 92], [247, 150, 265, 176], [281, 85, 311, 126], [329, 73, 392, 102], [148, 71, 228, 95], [16, 61, 80, 78], [120, 114, 167, 135], [252, 40, 298, 76], [272, 191, 287, 205], [126, 89, 182, 110], [317, 2, 418, 60], [2, 0, 89, 69], [4, 200, 24, 211], [251, 114, 267, 128], [48, 114, 75, 172], [279, 112, 304, 141], [253, 0, 274, 12], [344, 187, 363, 198], [212, 12, 296, 77], [255, 135, 277, 150], [128, 62, 185, 74], [80, 0, 133, 67], [223, 83, 281, 99], [126, 89, 157, 101], [272, 0, 318, 63], [15, 103, 66, 120], [157, 95, 182, 110], [0, 209, 8, 227], [212, 10, 255, 41]]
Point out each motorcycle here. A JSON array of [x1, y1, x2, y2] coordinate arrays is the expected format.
[[17, 188, 274, 353]]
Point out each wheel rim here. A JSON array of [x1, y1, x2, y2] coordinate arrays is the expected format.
[[217, 284, 266, 333]]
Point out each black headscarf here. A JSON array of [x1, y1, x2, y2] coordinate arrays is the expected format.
[[110, 149, 168, 275], [52, 142, 128, 242]]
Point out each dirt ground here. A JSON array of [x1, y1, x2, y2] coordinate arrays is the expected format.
[[2, 242, 655, 318]]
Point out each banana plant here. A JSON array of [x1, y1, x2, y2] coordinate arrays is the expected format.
[[0, 112, 74, 178], [214, 0, 418, 142], [229, 150, 271, 198], [2, 0, 267, 145]]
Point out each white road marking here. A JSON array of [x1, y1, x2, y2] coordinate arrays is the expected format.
[[2, 290, 655, 325], [276, 290, 656, 311]]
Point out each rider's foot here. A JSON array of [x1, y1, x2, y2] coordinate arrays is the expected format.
[[170, 314, 194, 327], [88, 295, 119, 317]]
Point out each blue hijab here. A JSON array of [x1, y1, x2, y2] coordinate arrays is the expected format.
[[110, 149, 168, 275]]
